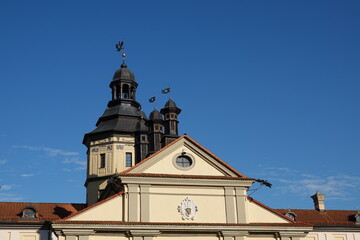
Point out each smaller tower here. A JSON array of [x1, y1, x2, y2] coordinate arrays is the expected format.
[[161, 98, 181, 146], [148, 108, 164, 154]]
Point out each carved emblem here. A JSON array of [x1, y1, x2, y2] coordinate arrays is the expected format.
[[177, 197, 198, 220]]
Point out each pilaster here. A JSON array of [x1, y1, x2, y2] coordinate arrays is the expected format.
[[221, 230, 248, 240], [128, 184, 140, 221], [127, 230, 161, 240], [235, 187, 248, 223], [224, 187, 236, 223]]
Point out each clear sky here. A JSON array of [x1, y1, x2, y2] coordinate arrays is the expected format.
[[0, 0, 359, 210]]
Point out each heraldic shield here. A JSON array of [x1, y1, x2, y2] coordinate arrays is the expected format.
[[177, 197, 198, 220]]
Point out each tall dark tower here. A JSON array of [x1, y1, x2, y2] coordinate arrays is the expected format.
[[83, 57, 149, 205], [161, 98, 181, 146], [148, 108, 164, 154]]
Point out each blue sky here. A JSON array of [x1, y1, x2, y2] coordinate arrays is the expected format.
[[0, 1, 359, 210]]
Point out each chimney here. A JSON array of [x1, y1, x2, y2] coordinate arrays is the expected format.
[[311, 192, 325, 212]]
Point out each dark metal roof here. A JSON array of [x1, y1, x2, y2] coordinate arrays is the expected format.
[[112, 64, 136, 82], [164, 98, 177, 108], [149, 109, 163, 120]]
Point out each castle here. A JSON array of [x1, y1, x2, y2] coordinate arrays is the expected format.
[[0, 51, 359, 240]]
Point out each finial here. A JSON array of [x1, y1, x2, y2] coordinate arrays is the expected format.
[[115, 41, 127, 66]]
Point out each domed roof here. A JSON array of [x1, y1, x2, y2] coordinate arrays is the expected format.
[[112, 63, 135, 82], [164, 98, 177, 108], [149, 108, 163, 120]]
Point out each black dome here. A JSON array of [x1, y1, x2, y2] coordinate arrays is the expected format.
[[149, 109, 163, 120], [164, 98, 177, 108], [112, 64, 135, 82]]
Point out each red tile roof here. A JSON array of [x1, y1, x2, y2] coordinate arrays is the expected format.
[[276, 209, 360, 227], [0, 202, 86, 223]]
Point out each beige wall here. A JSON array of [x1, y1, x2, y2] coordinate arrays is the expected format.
[[88, 136, 135, 177], [155, 236, 219, 240], [86, 179, 109, 206], [69, 194, 124, 221], [302, 232, 360, 240], [0, 230, 48, 240], [90, 236, 128, 240], [246, 199, 288, 223], [148, 186, 227, 223]]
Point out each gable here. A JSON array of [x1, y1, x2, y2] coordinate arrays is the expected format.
[[64, 193, 124, 221], [247, 198, 292, 223], [126, 135, 245, 177]]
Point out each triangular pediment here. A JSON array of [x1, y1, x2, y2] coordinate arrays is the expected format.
[[125, 135, 248, 178]]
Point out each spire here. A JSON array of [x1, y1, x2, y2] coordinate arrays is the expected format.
[[161, 97, 181, 146]]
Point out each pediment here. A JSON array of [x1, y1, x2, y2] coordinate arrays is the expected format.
[[125, 135, 248, 178]]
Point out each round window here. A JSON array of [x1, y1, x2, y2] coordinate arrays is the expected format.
[[175, 155, 193, 168]]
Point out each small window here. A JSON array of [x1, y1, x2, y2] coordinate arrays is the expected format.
[[126, 152, 132, 167], [285, 211, 297, 221], [142, 136, 146, 141], [176, 156, 192, 168], [21, 207, 38, 221], [100, 154, 106, 168]]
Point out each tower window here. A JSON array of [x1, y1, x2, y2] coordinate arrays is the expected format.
[[122, 84, 129, 99], [100, 154, 106, 168], [126, 152, 132, 167]]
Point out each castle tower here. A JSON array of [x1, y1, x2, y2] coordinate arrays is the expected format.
[[161, 98, 181, 146], [83, 61, 149, 205], [148, 108, 164, 154]]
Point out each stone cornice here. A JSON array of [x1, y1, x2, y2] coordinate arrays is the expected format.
[[119, 175, 254, 187]]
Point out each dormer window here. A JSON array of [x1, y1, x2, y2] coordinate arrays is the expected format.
[[355, 211, 360, 224], [285, 210, 297, 221], [21, 207, 38, 221]]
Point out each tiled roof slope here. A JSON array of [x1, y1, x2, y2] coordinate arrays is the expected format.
[[0, 202, 86, 223], [276, 209, 360, 227]]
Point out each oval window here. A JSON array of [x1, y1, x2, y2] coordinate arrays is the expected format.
[[175, 155, 193, 168]]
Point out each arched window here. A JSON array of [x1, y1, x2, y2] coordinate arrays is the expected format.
[[130, 86, 135, 99], [21, 207, 38, 221], [122, 84, 129, 99], [115, 86, 121, 100]]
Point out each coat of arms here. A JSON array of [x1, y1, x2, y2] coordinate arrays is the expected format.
[[177, 197, 198, 220]]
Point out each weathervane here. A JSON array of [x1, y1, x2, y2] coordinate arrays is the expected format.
[[248, 179, 272, 197], [115, 41, 126, 64]]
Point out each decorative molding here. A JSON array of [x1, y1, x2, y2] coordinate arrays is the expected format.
[[177, 197, 198, 220]]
